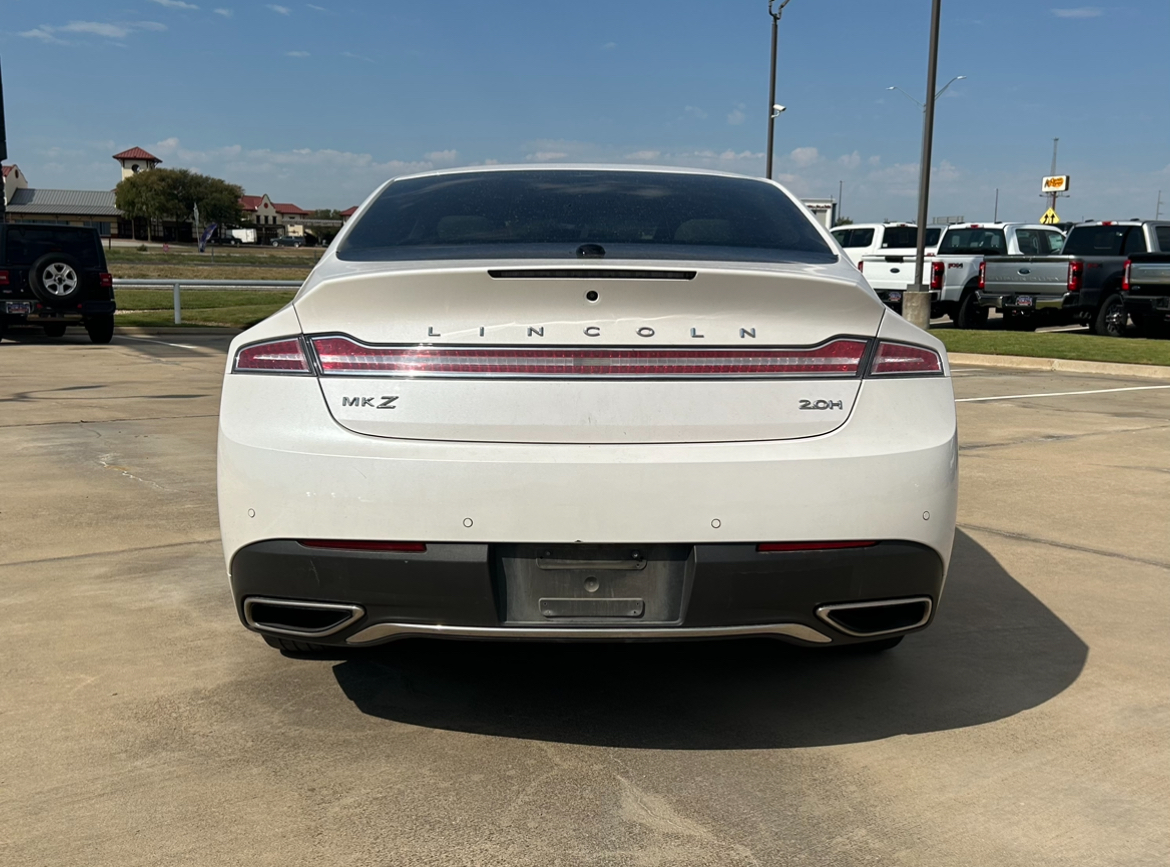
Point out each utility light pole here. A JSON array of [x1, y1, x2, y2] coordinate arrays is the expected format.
[[0, 56, 8, 223], [904, 0, 943, 331], [765, 0, 793, 180]]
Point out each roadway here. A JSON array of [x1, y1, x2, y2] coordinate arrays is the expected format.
[[1, 331, 1167, 866]]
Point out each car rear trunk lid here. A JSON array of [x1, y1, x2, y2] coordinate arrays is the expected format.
[[294, 264, 884, 444]]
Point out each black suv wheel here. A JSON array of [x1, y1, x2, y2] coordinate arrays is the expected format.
[[85, 314, 115, 344]]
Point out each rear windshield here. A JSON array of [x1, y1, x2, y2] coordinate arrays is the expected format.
[[1062, 225, 1139, 257], [881, 227, 941, 249], [4, 225, 103, 268], [338, 170, 834, 263], [833, 228, 874, 248], [938, 228, 1006, 256]]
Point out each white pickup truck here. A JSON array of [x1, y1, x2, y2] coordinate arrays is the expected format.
[[860, 222, 1065, 327], [830, 223, 941, 265]]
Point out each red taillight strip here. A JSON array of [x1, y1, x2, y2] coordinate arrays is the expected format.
[[300, 540, 427, 552], [310, 337, 869, 379], [234, 337, 312, 373], [758, 541, 877, 552], [869, 341, 942, 376]]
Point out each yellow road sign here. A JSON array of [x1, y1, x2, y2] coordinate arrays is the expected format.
[[1039, 207, 1060, 224]]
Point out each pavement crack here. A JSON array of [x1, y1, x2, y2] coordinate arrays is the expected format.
[[959, 422, 1170, 452], [959, 523, 1170, 571], [0, 538, 221, 570]]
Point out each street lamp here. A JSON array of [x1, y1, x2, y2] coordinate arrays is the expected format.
[[886, 75, 966, 110], [765, 0, 794, 179]]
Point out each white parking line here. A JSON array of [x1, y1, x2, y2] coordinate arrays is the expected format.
[[957, 385, 1170, 403], [118, 335, 200, 350]]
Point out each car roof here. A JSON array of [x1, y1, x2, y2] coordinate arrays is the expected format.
[[379, 163, 780, 186]]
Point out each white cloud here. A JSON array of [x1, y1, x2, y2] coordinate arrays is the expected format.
[[61, 21, 133, 38], [1051, 7, 1102, 17], [790, 147, 820, 167], [624, 150, 662, 161], [23, 20, 166, 41], [683, 105, 708, 120], [424, 150, 459, 165], [286, 50, 310, 57], [148, 0, 199, 9], [267, 4, 291, 13], [727, 106, 745, 126], [527, 151, 570, 162], [838, 151, 862, 170], [20, 28, 65, 43], [868, 155, 882, 166], [601, 41, 617, 51], [214, 8, 233, 16], [342, 50, 375, 63], [306, 3, 327, 9]]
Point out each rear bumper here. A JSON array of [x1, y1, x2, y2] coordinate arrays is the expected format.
[[231, 539, 945, 646], [978, 292, 1068, 311], [1123, 295, 1170, 316], [2, 299, 116, 321]]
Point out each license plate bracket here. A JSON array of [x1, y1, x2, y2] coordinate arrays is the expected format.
[[4, 301, 32, 315], [499, 544, 690, 625], [1017, 295, 1034, 308]]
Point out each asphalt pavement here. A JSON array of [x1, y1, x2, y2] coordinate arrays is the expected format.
[[1, 329, 1167, 866]]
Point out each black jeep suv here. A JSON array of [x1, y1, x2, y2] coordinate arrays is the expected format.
[[0, 224, 116, 344]]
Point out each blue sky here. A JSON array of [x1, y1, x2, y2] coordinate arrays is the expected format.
[[3, 1, 1168, 221]]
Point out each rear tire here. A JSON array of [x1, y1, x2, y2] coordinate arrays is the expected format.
[[262, 634, 330, 654], [1092, 293, 1127, 337], [955, 291, 988, 330], [43, 323, 67, 338], [85, 314, 114, 344]]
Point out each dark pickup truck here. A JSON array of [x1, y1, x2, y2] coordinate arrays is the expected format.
[[1123, 253, 1170, 338], [978, 221, 1170, 335], [0, 223, 116, 344]]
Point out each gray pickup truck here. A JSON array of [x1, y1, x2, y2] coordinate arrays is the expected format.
[[979, 221, 1170, 335], [1123, 253, 1170, 338]]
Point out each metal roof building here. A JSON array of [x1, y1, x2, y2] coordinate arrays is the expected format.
[[5, 188, 121, 218]]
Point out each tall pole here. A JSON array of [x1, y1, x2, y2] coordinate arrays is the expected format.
[[994, 188, 999, 222], [1048, 137, 1059, 214], [765, 1, 791, 180], [906, 0, 942, 330], [838, 179, 843, 224], [1155, 190, 1162, 220], [765, 8, 779, 179], [0, 56, 8, 222]]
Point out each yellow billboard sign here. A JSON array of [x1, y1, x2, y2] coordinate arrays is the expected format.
[[1042, 175, 1070, 193]]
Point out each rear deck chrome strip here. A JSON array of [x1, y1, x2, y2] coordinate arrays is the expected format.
[[346, 621, 832, 645]]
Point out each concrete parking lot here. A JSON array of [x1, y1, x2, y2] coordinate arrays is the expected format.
[[1, 330, 1168, 866]]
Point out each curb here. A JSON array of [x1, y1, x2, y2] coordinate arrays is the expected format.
[[115, 326, 241, 336], [949, 352, 1170, 381]]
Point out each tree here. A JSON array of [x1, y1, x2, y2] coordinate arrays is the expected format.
[[833, 217, 854, 227], [116, 168, 244, 239], [311, 208, 343, 220]]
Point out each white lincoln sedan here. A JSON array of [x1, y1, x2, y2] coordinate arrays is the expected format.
[[218, 166, 957, 654]]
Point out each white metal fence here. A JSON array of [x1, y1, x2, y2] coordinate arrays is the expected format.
[[113, 278, 302, 324]]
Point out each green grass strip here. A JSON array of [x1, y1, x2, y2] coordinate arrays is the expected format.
[[936, 329, 1170, 367]]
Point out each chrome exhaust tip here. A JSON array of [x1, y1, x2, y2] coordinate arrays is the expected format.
[[815, 596, 932, 638], [243, 597, 364, 639]]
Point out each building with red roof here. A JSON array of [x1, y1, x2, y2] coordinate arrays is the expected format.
[[112, 147, 162, 180]]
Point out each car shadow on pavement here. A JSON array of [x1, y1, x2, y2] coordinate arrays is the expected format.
[[331, 530, 1088, 749]]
